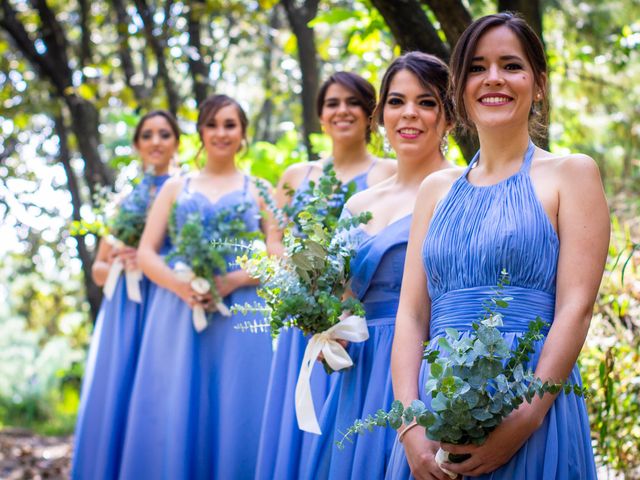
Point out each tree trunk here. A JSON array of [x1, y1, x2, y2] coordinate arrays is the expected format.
[[421, 0, 472, 48], [134, 0, 180, 116], [54, 112, 102, 321], [281, 0, 321, 159], [370, 0, 449, 61], [186, 0, 209, 106]]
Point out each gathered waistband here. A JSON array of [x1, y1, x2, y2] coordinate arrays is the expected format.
[[430, 285, 554, 338]]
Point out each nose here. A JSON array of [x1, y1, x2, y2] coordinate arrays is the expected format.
[[337, 101, 349, 114], [483, 64, 505, 86], [401, 102, 418, 119]]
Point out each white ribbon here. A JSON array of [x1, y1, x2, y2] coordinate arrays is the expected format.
[[435, 448, 457, 479], [295, 315, 369, 434], [103, 236, 142, 303], [173, 262, 230, 333]]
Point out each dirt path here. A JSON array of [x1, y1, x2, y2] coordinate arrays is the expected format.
[[0, 429, 71, 479]]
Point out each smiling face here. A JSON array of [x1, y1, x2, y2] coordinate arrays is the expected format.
[[134, 115, 179, 174], [383, 69, 446, 159], [319, 82, 369, 146], [200, 104, 244, 161], [463, 25, 542, 132]]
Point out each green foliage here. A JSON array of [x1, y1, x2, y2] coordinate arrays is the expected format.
[[234, 163, 370, 338], [167, 199, 261, 305], [580, 215, 640, 475], [337, 272, 585, 450]]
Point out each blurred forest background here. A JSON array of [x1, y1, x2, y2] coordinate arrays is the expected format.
[[0, 0, 638, 477]]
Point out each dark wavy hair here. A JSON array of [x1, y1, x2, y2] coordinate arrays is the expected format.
[[373, 51, 453, 130], [450, 12, 548, 136], [316, 72, 377, 143]]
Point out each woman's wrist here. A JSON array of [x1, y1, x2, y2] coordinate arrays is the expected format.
[[398, 420, 419, 443]]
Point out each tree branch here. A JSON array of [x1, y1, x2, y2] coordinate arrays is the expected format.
[[421, 0, 471, 48], [186, 0, 208, 105]]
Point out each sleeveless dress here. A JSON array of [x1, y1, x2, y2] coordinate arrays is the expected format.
[[386, 142, 597, 479], [300, 210, 411, 480], [72, 174, 169, 480], [255, 160, 377, 480], [119, 175, 273, 480]]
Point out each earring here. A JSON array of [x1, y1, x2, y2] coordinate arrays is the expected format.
[[440, 134, 449, 156]]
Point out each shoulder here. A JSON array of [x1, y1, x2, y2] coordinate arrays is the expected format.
[[368, 157, 397, 185], [418, 166, 464, 197], [156, 174, 186, 199], [279, 161, 320, 187], [345, 177, 393, 215], [534, 151, 602, 188]]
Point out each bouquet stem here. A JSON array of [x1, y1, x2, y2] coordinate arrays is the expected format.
[[435, 448, 462, 479]]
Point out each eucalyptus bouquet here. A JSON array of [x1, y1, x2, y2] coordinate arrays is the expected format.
[[337, 272, 586, 477], [99, 175, 157, 303], [167, 201, 260, 332], [234, 164, 372, 434]]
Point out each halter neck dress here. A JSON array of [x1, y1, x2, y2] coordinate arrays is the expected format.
[[119, 175, 273, 480], [72, 174, 170, 480], [300, 209, 411, 480], [255, 159, 377, 480], [386, 143, 597, 479]]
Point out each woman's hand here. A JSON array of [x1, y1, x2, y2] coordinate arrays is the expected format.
[[116, 246, 139, 271], [172, 278, 213, 309], [438, 407, 538, 477], [403, 427, 452, 480], [214, 271, 241, 298]]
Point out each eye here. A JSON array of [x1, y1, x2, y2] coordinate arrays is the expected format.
[[160, 131, 172, 139], [325, 100, 339, 108], [206, 122, 216, 128], [140, 131, 152, 139], [387, 97, 403, 106], [225, 122, 237, 129], [469, 64, 484, 73], [505, 63, 523, 70], [347, 98, 360, 107], [420, 99, 437, 108]]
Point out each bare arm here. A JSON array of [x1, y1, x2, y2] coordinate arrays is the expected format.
[[392, 175, 452, 480], [91, 238, 114, 286], [520, 155, 610, 423], [138, 177, 202, 307]]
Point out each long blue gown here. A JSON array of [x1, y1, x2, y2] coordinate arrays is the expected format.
[[255, 161, 377, 480], [72, 174, 170, 480], [300, 211, 411, 480], [386, 142, 597, 479], [119, 175, 273, 480]]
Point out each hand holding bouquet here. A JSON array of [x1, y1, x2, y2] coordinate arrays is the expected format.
[[168, 201, 259, 332], [337, 272, 586, 477]]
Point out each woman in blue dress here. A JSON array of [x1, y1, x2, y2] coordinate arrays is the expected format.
[[387, 13, 609, 480], [256, 72, 396, 480], [300, 53, 454, 480], [119, 95, 275, 479], [72, 110, 180, 479]]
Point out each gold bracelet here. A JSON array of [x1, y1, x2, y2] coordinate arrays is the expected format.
[[398, 420, 418, 443]]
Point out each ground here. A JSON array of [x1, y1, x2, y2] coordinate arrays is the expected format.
[[0, 429, 71, 479]]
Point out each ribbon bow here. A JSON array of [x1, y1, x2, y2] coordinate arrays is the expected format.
[[295, 314, 369, 434], [173, 262, 230, 332], [103, 236, 142, 303], [435, 448, 457, 479]]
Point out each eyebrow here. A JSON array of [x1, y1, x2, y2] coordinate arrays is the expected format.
[[471, 55, 524, 62], [388, 92, 435, 98], [324, 95, 358, 102]]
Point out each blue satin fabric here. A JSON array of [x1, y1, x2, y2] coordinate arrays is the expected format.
[[72, 174, 169, 480], [299, 213, 411, 480], [118, 176, 273, 480], [386, 143, 597, 479], [255, 164, 375, 480]]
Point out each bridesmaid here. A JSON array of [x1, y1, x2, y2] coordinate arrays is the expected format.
[[300, 52, 454, 480], [256, 71, 396, 480], [387, 13, 609, 479], [72, 110, 180, 479], [119, 95, 275, 479]]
